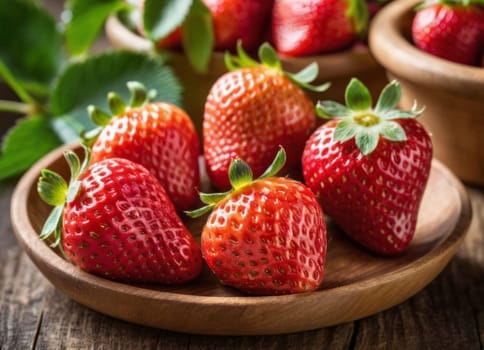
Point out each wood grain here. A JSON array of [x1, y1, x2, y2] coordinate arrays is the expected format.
[[2, 180, 483, 348], [8, 144, 472, 336]]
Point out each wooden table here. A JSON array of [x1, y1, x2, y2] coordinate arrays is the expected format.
[[1, 171, 483, 349]]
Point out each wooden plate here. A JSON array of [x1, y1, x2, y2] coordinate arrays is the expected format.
[[11, 144, 472, 335]]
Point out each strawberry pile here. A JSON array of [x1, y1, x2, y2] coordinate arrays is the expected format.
[[38, 43, 433, 295], [411, 0, 484, 66], [135, 0, 389, 57]]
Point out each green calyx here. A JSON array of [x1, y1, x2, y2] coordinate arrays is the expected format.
[[224, 41, 331, 93], [82, 81, 158, 147], [347, 0, 369, 38], [185, 147, 287, 218], [316, 78, 424, 156], [37, 145, 91, 250]]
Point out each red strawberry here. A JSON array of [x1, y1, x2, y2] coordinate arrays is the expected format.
[[187, 148, 327, 295], [37, 148, 202, 283], [412, 1, 484, 66], [203, 0, 274, 52], [85, 82, 200, 211], [272, 0, 369, 56], [302, 79, 433, 255], [203, 42, 329, 190]]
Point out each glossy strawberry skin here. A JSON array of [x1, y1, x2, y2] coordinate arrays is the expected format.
[[203, 66, 316, 190], [272, 0, 362, 56], [91, 102, 200, 211], [203, 0, 274, 52], [62, 157, 202, 284], [201, 177, 327, 295], [302, 119, 433, 255], [412, 4, 484, 66]]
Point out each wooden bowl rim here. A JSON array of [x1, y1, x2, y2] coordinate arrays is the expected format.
[[10, 143, 473, 334], [368, 0, 484, 96]]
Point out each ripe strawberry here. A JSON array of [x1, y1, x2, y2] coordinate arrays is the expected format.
[[203, 42, 329, 190], [412, 1, 484, 66], [271, 0, 369, 56], [302, 79, 433, 255], [187, 148, 327, 295], [85, 82, 200, 211], [37, 148, 202, 283], [203, 0, 274, 52]]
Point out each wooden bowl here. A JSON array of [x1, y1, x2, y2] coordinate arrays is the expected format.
[[368, 0, 484, 186], [105, 15, 389, 138], [11, 143, 472, 335]]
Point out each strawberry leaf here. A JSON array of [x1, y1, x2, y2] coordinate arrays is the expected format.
[[287, 62, 319, 84], [380, 121, 407, 142], [50, 51, 182, 138], [334, 119, 358, 143], [345, 78, 372, 111], [37, 169, 68, 206], [348, 0, 369, 37], [259, 43, 282, 70], [229, 158, 254, 190], [316, 101, 352, 118], [39, 204, 64, 240], [182, 0, 214, 73], [375, 80, 401, 114], [0, 0, 64, 96], [65, 0, 128, 56], [0, 115, 62, 180], [259, 147, 286, 179], [144, 0, 192, 41], [355, 128, 379, 155]]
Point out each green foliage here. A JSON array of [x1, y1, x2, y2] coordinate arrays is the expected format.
[[0, 1, 182, 180]]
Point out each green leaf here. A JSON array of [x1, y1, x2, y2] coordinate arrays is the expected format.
[[144, 0, 192, 41], [345, 78, 372, 111], [375, 80, 401, 114], [0, 116, 61, 180], [65, 0, 128, 56], [88, 105, 112, 126], [229, 158, 253, 190], [355, 128, 380, 155], [380, 121, 407, 142], [184, 204, 213, 218], [0, 0, 64, 93], [40, 204, 64, 240], [333, 119, 358, 143], [50, 51, 182, 135], [259, 43, 282, 70], [182, 0, 214, 73], [259, 147, 286, 179], [108, 92, 127, 115], [382, 109, 422, 120], [287, 62, 319, 84], [347, 0, 369, 37], [37, 169, 68, 206], [64, 151, 81, 181], [127, 81, 148, 108], [199, 191, 231, 205], [316, 101, 352, 118]]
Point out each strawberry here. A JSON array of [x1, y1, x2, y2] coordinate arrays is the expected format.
[[302, 79, 433, 255], [203, 42, 329, 190], [187, 148, 327, 295], [85, 82, 200, 211], [37, 147, 202, 283], [271, 0, 369, 56], [412, 0, 484, 66], [203, 0, 274, 52]]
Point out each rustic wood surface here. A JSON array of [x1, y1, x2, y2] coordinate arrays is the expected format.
[[2, 174, 484, 349]]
